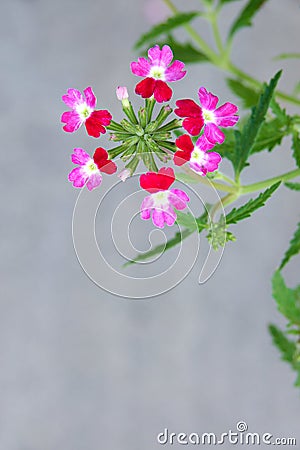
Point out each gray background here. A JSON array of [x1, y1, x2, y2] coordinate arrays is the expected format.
[[1, 0, 300, 448]]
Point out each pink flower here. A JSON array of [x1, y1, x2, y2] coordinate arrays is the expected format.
[[61, 87, 112, 138], [175, 87, 239, 144], [68, 147, 117, 191], [131, 45, 186, 103], [140, 167, 189, 228], [174, 134, 221, 176]]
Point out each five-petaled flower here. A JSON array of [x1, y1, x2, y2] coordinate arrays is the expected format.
[[61, 87, 112, 138], [175, 87, 239, 144], [140, 167, 189, 228], [174, 134, 221, 176], [69, 147, 117, 191], [131, 44, 186, 103]]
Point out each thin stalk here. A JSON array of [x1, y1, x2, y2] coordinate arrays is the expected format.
[[241, 168, 300, 194]]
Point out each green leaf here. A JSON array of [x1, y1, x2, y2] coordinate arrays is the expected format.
[[176, 211, 198, 231], [157, 36, 209, 64], [269, 324, 297, 366], [229, 0, 269, 39], [250, 118, 288, 154], [272, 270, 300, 326], [233, 71, 282, 174], [219, 0, 241, 4], [285, 182, 300, 191], [226, 78, 260, 108], [217, 128, 236, 165], [292, 132, 300, 168], [273, 53, 300, 61], [226, 182, 281, 225], [134, 12, 200, 49], [280, 222, 300, 269]]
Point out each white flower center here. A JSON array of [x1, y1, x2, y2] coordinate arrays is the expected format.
[[150, 65, 166, 81], [190, 148, 206, 165], [76, 102, 92, 120], [203, 109, 215, 123], [153, 190, 169, 207], [85, 160, 98, 175]]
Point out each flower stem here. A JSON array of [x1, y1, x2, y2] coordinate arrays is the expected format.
[[240, 168, 300, 194]]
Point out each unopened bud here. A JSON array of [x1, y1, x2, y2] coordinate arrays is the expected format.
[[118, 168, 131, 182], [116, 86, 129, 101]]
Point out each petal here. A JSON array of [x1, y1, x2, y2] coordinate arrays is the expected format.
[[62, 88, 83, 108], [195, 135, 215, 151], [84, 87, 96, 109], [130, 58, 151, 77], [198, 87, 218, 111], [164, 60, 186, 82], [163, 206, 176, 226], [86, 172, 102, 191], [204, 151, 222, 172], [204, 123, 225, 144], [68, 167, 88, 188], [152, 209, 165, 228], [214, 102, 238, 117], [141, 195, 155, 220], [175, 99, 202, 118], [174, 151, 189, 166], [168, 189, 189, 210], [85, 110, 112, 138], [190, 161, 207, 176], [61, 111, 82, 133], [135, 77, 155, 98], [153, 80, 172, 102], [93, 147, 117, 174], [214, 115, 239, 128], [71, 148, 91, 165], [182, 117, 204, 136], [140, 167, 175, 193], [175, 134, 194, 153], [148, 44, 173, 67]]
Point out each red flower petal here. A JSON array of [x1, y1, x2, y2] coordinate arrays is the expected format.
[[174, 134, 194, 166], [93, 147, 117, 174], [153, 80, 172, 102], [182, 117, 204, 136], [85, 110, 112, 138], [135, 77, 155, 98], [140, 167, 175, 193], [175, 99, 202, 118]]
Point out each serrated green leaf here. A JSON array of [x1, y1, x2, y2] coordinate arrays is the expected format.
[[269, 324, 297, 366], [272, 270, 300, 326], [154, 36, 209, 64], [134, 12, 200, 49], [250, 118, 288, 154], [234, 71, 282, 174], [226, 182, 281, 225], [280, 222, 300, 269], [176, 211, 198, 231], [285, 182, 300, 191], [273, 53, 300, 61], [229, 0, 269, 39], [226, 78, 260, 108], [292, 132, 300, 168]]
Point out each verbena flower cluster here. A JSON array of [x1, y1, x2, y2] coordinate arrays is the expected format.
[[61, 45, 239, 228]]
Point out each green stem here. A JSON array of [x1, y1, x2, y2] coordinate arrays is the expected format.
[[209, 10, 224, 55], [241, 168, 300, 194], [182, 166, 237, 193]]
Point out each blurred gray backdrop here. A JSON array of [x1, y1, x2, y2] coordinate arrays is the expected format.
[[1, 0, 300, 448]]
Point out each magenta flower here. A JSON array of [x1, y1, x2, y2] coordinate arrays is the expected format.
[[131, 45, 186, 103], [140, 167, 189, 228], [61, 87, 112, 138], [175, 87, 239, 144], [174, 134, 221, 176], [68, 147, 117, 191]]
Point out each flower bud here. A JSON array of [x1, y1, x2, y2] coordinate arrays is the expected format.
[[118, 168, 131, 182], [116, 86, 129, 101]]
